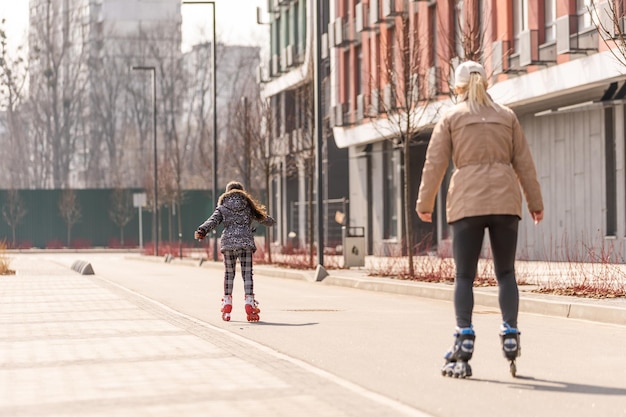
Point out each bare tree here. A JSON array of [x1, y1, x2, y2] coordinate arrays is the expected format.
[[220, 47, 262, 186], [86, 33, 137, 188], [0, 18, 29, 188], [374, 11, 442, 276], [183, 41, 229, 189], [225, 94, 259, 188], [58, 188, 81, 246], [29, 1, 90, 188], [229, 93, 278, 261], [109, 188, 134, 246], [148, 40, 186, 244], [255, 99, 278, 262], [1, 189, 27, 247], [184, 42, 216, 188], [590, 0, 626, 66], [297, 81, 317, 267], [157, 160, 178, 243]]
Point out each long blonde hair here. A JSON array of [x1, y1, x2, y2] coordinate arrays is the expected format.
[[456, 73, 498, 114]]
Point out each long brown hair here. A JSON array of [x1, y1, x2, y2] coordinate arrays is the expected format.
[[218, 181, 268, 220]]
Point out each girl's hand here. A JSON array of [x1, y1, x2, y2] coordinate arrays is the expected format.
[[531, 211, 544, 225], [194, 230, 206, 240]]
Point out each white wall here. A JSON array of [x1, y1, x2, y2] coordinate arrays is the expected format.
[[518, 108, 616, 261], [348, 146, 369, 248]]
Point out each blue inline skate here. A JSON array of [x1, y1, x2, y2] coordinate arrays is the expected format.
[[441, 326, 475, 378], [500, 323, 521, 377]]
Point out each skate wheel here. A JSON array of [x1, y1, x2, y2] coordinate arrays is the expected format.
[[510, 361, 517, 377], [454, 361, 471, 378], [245, 304, 260, 322], [222, 313, 231, 321]]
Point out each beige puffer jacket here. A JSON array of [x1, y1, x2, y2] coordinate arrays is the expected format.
[[416, 100, 543, 223]]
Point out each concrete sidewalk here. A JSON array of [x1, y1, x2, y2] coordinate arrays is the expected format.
[[0, 255, 431, 417]]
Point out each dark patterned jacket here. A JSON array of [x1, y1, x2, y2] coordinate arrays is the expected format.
[[197, 190, 275, 253]]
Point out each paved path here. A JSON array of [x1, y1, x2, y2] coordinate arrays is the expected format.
[[0, 255, 430, 417], [1, 252, 625, 417]]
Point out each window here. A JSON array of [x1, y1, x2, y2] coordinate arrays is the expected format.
[[343, 49, 350, 104], [454, 0, 465, 58], [605, 107, 616, 236], [283, 8, 290, 50], [544, 0, 556, 43], [356, 45, 362, 96], [388, 25, 396, 79], [293, 1, 300, 54], [383, 142, 399, 239], [429, 2, 437, 66], [513, 0, 528, 52], [577, 0, 592, 30], [272, 17, 280, 57]]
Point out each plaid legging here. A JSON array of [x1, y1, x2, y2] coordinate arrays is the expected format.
[[222, 249, 254, 296]]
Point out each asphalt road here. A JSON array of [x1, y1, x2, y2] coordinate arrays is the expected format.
[[27, 253, 626, 417]]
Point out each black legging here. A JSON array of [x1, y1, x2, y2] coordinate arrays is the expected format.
[[451, 215, 520, 329]]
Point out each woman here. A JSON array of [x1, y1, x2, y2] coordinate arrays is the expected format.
[[416, 60, 544, 378]]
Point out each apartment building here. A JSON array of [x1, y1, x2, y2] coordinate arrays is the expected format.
[[324, 0, 626, 262], [261, 0, 350, 251]]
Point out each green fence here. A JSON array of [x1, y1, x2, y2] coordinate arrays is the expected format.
[[0, 189, 220, 249]]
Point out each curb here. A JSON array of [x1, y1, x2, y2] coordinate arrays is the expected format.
[[319, 274, 626, 326]]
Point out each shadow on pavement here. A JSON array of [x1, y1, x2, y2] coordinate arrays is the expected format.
[[471, 375, 626, 395], [229, 321, 319, 327]]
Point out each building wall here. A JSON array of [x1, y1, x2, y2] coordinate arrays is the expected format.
[[518, 105, 626, 262], [326, 0, 626, 262], [261, 0, 626, 261], [348, 146, 370, 250]]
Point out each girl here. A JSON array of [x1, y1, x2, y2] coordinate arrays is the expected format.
[[195, 181, 276, 322]]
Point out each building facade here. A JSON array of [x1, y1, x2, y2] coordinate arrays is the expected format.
[[325, 0, 626, 262], [261, 0, 350, 252]]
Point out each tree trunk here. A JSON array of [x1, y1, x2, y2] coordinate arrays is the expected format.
[[307, 157, 315, 267], [403, 138, 414, 277], [265, 170, 273, 263]]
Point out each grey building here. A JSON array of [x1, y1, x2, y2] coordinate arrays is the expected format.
[[261, 0, 349, 252]]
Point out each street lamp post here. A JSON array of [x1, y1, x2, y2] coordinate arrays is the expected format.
[[183, 1, 218, 261], [314, 1, 324, 267], [131, 66, 159, 257]]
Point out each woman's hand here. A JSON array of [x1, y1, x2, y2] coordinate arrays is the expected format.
[[417, 211, 432, 223], [531, 211, 543, 225]]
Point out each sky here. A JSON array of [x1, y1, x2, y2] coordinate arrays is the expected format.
[[0, 0, 269, 56]]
